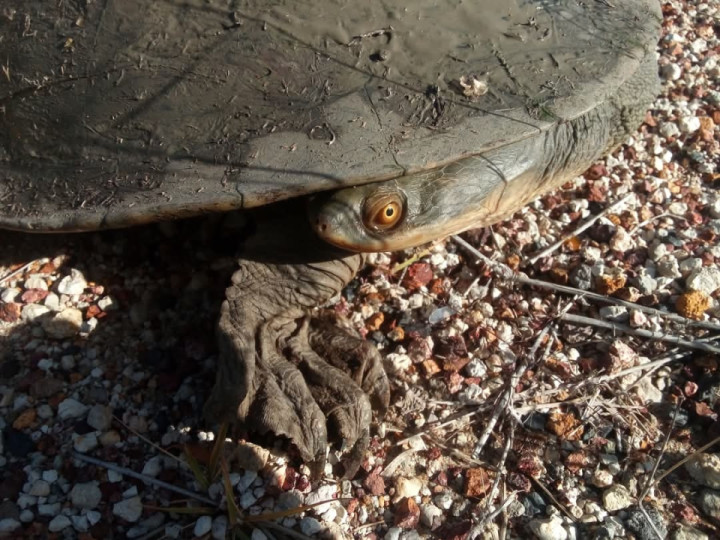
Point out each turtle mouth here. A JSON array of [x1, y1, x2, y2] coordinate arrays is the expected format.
[[308, 193, 377, 253]]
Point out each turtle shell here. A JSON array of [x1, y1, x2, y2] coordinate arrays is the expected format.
[[0, 0, 660, 231]]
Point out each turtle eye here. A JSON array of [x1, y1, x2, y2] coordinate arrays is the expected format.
[[363, 193, 404, 232]]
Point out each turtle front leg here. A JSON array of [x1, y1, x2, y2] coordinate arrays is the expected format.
[[204, 255, 390, 477]]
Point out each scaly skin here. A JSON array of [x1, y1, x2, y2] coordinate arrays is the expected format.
[[203, 206, 390, 477]]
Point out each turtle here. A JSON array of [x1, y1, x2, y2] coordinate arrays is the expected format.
[[0, 0, 661, 476]]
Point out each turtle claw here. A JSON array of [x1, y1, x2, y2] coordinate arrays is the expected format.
[[205, 256, 388, 477]]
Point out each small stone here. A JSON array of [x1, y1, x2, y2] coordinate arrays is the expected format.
[[300, 517, 323, 536], [0, 302, 21, 322], [48, 514, 72, 532], [687, 267, 720, 295], [211, 516, 228, 540], [546, 410, 583, 441], [420, 503, 443, 528], [363, 470, 386, 496], [71, 515, 89, 533], [165, 523, 183, 539], [394, 497, 420, 529], [21, 303, 50, 321], [43, 293, 60, 311], [19, 510, 33, 523], [304, 485, 337, 515], [596, 273, 626, 295], [673, 524, 709, 540], [676, 291, 710, 320], [42, 470, 59, 483], [86, 404, 113, 431], [386, 353, 412, 373], [142, 456, 163, 477], [659, 121, 680, 138], [194, 516, 212, 537], [668, 202, 688, 216], [12, 408, 36, 430], [634, 274, 657, 295], [251, 529, 269, 540], [434, 492, 453, 511], [0, 519, 21, 533], [602, 484, 633, 512], [625, 507, 667, 540], [592, 469, 614, 488], [678, 116, 701, 133], [73, 433, 99, 453], [395, 477, 423, 500], [56, 269, 87, 295], [679, 258, 703, 277], [38, 503, 61, 517], [70, 482, 102, 509], [529, 514, 567, 540], [685, 454, 720, 489], [113, 496, 144, 522], [42, 308, 83, 339], [97, 296, 116, 311], [660, 63, 681, 80], [100, 430, 122, 446], [239, 490, 258, 510], [599, 306, 628, 322], [24, 276, 48, 291], [465, 468, 495, 497], [28, 480, 51, 497], [58, 398, 89, 420], [0, 287, 20, 303], [657, 257, 681, 279], [609, 228, 635, 252]]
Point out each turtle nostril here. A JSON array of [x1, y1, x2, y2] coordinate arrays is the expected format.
[[315, 219, 328, 233]]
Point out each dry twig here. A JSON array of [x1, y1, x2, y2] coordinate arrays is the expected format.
[[527, 193, 634, 264], [560, 313, 720, 354]]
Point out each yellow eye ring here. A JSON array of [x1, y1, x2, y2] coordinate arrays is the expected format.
[[362, 193, 405, 231]]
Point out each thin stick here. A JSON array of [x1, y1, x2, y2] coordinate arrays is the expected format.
[[527, 193, 634, 264], [72, 452, 217, 506], [649, 435, 720, 487], [473, 323, 551, 457], [469, 493, 518, 539], [453, 235, 720, 333], [0, 260, 36, 285], [483, 422, 515, 514], [596, 351, 691, 383], [560, 313, 720, 354], [532, 476, 576, 522]]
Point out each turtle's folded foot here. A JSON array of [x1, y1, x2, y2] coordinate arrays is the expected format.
[[203, 256, 389, 478]]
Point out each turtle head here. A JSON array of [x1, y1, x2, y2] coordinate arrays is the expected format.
[[308, 157, 509, 253], [309, 183, 412, 252]]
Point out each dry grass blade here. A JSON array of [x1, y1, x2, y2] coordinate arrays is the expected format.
[[184, 446, 211, 491], [243, 498, 352, 523], [391, 246, 435, 274], [221, 457, 241, 527], [210, 422, 230, 480]]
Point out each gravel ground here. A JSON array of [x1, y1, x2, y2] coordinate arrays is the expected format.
[[1, 1, 720, 539]]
